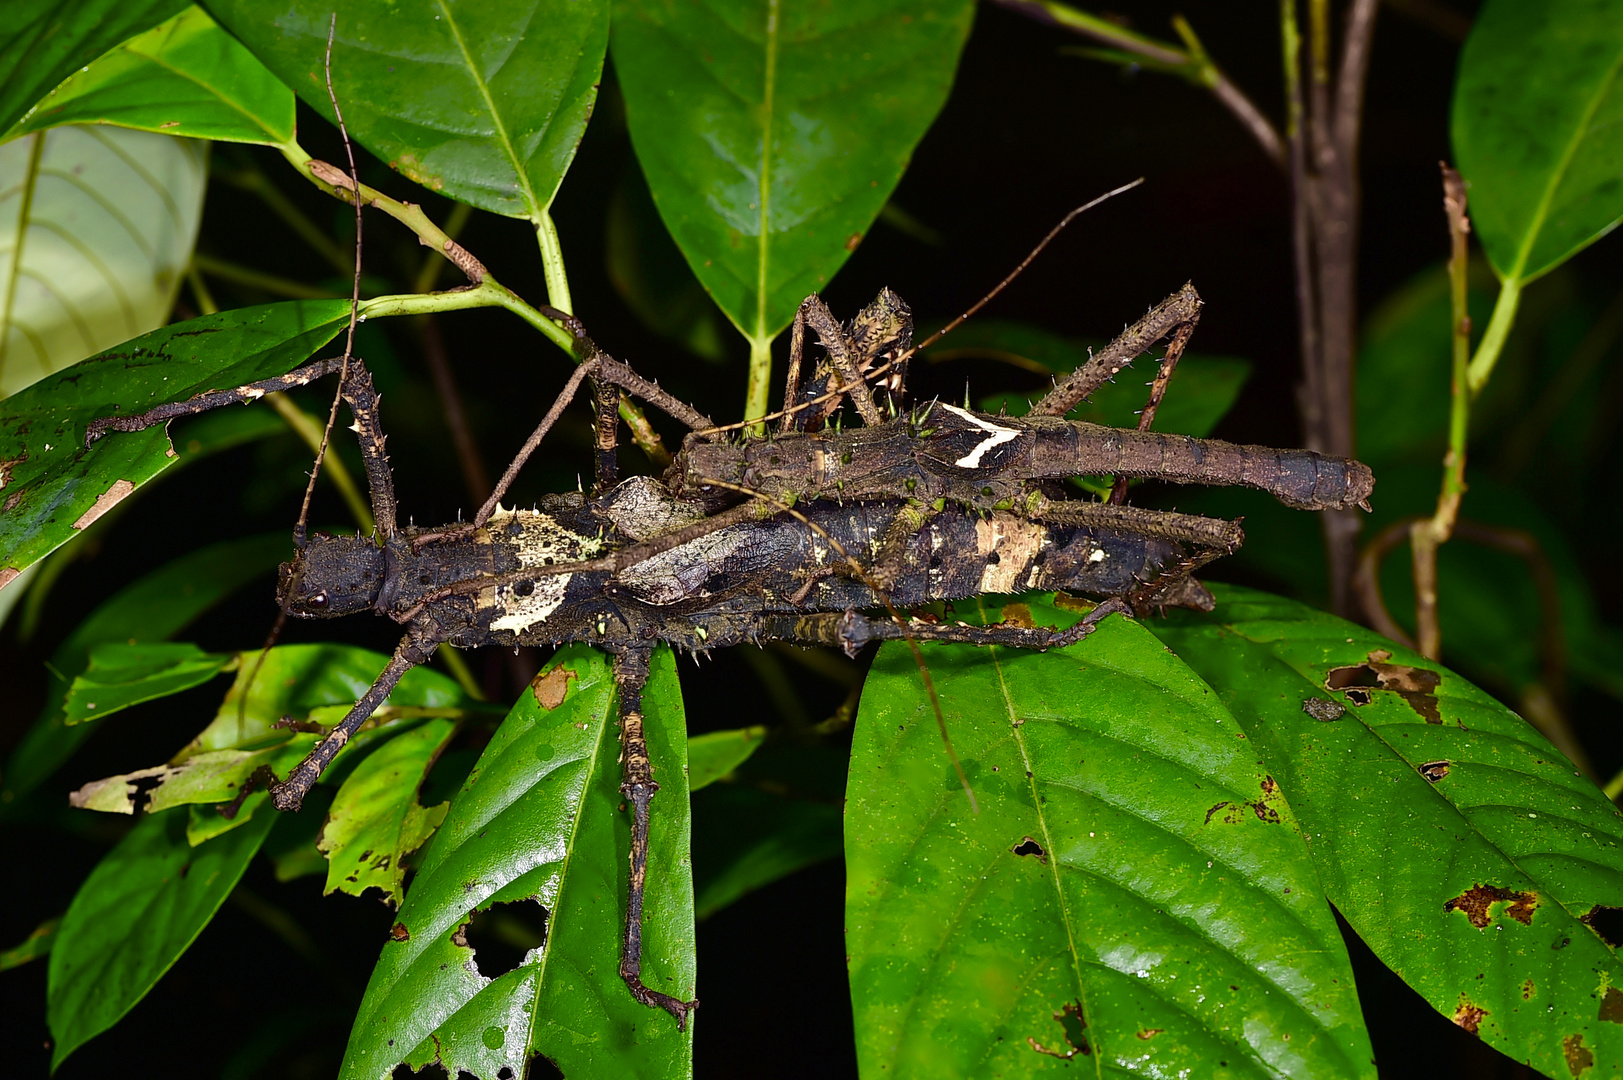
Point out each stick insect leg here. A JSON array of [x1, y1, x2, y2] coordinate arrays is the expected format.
[[779, 301, 810, 434], [268, 622, 443, 811], [805, 297, 885, 428], [610, 647, 698, 1030], [762, 599, 1132, 658], [591, 370, 621, 495], [84, 355, 350, 444], [1109, 318, 1196, 506], [337, 359, 398, 536], [1031, 284, 1202, 418]]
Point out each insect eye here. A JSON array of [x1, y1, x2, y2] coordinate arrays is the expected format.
[[307, 591, 329, 609]]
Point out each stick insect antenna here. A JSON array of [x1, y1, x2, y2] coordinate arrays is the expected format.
[[292, 13, 366, 553]]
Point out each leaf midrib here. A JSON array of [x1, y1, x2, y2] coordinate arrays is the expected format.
[[435, 0, 542, 220]]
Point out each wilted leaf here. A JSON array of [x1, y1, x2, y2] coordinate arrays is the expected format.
[[1154, 585, 1623, 1076], [849, 595, 1375, 1078], [341, 646, 695, 1080]]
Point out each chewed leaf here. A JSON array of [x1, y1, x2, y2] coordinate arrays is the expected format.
[[1153, 585, 1623, 1075], [849, 594, 1375, 1078], [320, 717, 458, 905], [62, 641, 236, 725], [340, 646, 695, 1079], [0, 299, 352, 574]]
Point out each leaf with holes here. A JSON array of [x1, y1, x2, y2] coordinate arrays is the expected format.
[[0, 126, 205, 398], [62, 640, 236, 724], [1153, 585, 1623, 1076], [46, 804, 279, 1070], [340, 646, 695, 1080], [611, 0, 975, 354], [849, 595, 1376, 1078], [1, 533, 289, 811], [205, 0, 607, 222], [0, 0, 188, 133], [319, 716, 458, 904], [5, 6, 296, 146], [1453, 0, 1623, 284], [0, 298, 351, 576], [66, 643, 470, 818]]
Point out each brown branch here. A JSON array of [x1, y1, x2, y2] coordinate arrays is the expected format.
[[1334, 0, 1382, 154], [1353, 517, 1420, 649]]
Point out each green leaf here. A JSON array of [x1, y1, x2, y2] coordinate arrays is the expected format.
[[5, 6, 296, 146], [0, 533, 288, 810], [849, 595, 1375, 1078], [62, 641, 236, 724], [691, 783, 840, 920], [205, 0, 608, 221], [68, 643, 470, 816], [686, 723, 767, 791], [319, 716, 458, 905], [46, 804, 278, 1070], [341, 646, 695, 1080], [0, 126, 206, 398], [611, 0, 975, 347], [0, 298, 351, 575], [0, 917, 58, 972], [0, 0, 189, 134], [1153, 585, 1623, 1076], [1452, 0, 1623, 284], [950, 319, 1252, 437]]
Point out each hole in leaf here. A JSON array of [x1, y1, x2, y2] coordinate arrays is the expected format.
[[461, 900, 549, 980], [1418, 760, 1451, 783], [1326, 653, 1442, 721], [528, 1053, 565, 1080], [1580, 905, 1623, 948], [1444, 884, 1538, 928], [1012, 837, 1046, 862], [1028, 1000, 1090, 1059]]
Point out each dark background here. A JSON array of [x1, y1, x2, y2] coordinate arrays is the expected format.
[[4, 1, 1616, 1076]]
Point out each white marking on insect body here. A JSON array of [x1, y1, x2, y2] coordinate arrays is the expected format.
[[486, 508, 599, 632], [938, 404, 1020, 469]]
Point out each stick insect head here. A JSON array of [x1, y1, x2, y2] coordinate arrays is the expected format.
[[277, 533, 385, 617]]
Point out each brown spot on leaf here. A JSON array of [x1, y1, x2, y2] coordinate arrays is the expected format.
[[1028, 1000, 1090, 1059], [1302, 697, 1346, 721], [1012, 837, 1047, 863], [0, 452, 22, 488], [1136, 1028, 1163, 1040], [72, 478, 134, 530], [844, 232, 863, 251], [1563, 1033, 1594, 1076], [1444, 884, 1539, 928], [451, 924, 471, 948], [530, 666, 578, 710], [1580, 905, 1623, 947], [1522, 979, 1535, 1000], [1452, 1001, 1486, 1034], [390, 922, 410, 942], [1326, 652, 1442, 721], [1000, 603, 1035, 628], [0, 568, 18, 591], [1419, 760, 1451, 782], [1599, 986, 1623, 1024]]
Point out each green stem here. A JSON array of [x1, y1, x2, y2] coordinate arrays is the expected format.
[[745, 335, 774, 435], [534, 211, 574, 315], [1466, 277, 1522, 396], [435, 644, 485, 701]]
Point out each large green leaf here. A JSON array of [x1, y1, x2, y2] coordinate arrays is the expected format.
[[205, 0, 608, 221], [0, 533, 288, 811], [0, 298, 351, 575], [5, 6, 296, 147], [46, 804, 279, 1070], [849, 595, 1375, 1078], [1154, 585, 1623, 1076], [341, 646, 695, 1080], [0, 126, 206, 398], [611, 0, 975, 349], [1453, 0, 1623, 284], [0, 0, 189, 134]]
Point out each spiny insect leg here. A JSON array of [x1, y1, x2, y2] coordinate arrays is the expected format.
[[764, 600, 1132, 657], [84, 355, 350, 444], [591, 370, 621, 494], [610, 647, 698, 1030], [1032, 501, 1244, 553], [802, 295, 885, 427], [1109, 315, 1197, 505], [779, 300, 810, 434], [1031, 284, 1201, 418], [268, 623, 442, 812], [339, 359, 398, 537]]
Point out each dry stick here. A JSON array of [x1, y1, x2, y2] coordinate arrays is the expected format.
[[1410, 165, 1472, 661]]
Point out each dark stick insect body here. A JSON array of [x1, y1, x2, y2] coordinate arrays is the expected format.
[[84, 279, 1375, 1035]]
